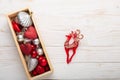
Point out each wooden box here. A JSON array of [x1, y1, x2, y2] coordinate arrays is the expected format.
[[7, 8, 53, 80]]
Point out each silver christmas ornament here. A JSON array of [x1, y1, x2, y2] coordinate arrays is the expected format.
[[37, 48, 43, 56], [17, 32, 24, 42], [33, 38, 39, 45], [17, 11, 32, 27], [24, 38, 32, 44], [28, 58, 38, 72]]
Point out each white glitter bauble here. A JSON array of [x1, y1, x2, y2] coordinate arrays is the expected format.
[[28, 57, 38, 72]]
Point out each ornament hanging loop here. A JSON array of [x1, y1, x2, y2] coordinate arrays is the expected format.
[[30, 12, 33, 17]]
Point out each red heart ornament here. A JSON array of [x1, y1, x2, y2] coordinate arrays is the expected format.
[[20, 43, 32, 55], [24, 26, 37, 39]]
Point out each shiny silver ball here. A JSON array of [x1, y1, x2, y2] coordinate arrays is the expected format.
[[37, 48, 43, 56], [33, 39, 39, 45], [17, 11, 32, 27], [17, 33, 24, 42]]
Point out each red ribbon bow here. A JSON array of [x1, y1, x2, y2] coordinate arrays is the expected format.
[[64, 29, 83, 64]]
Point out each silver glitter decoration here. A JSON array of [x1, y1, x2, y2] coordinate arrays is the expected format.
[[17, 11, 32, 27], [28, 57, 38, 72]]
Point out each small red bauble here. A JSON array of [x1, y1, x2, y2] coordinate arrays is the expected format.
[[40, 57, 48, 67], [45, 66, 50, 71], [31, 45, 36, 50], [31, 51, 38, 58], [38, 56, 44, 62], [35, 65, 45, 74], [38, 56, 48, 66], [12, 21, 21, 32], [32, 70, 37, 76]]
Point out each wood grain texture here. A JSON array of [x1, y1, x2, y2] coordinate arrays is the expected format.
[[0, 0, 120, 80]]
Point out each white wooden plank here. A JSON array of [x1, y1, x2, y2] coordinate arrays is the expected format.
[[1, 29, 120, 47], [0, 62, 120, 80], [41, 63, 120, 79], [0, 47, 120, 79], [47, 47, 120, 63], [0, 47, 120, 63], [0, 47, 28, 80], [1, 13, 120, 47]]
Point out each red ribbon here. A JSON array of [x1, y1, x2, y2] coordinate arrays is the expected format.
[[64, 29, 83, 64]]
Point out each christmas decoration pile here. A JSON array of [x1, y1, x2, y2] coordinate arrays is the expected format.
[[11, 11, 50, 76]]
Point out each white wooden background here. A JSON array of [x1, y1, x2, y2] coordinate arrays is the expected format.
[[0, 0, 120, 80]]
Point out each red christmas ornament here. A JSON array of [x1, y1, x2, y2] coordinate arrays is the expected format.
[[64, 29, 84, 64], [38, 56, 44, 62], [40, 58, 48, 66], [35, 65, 45, 74], [45, 66, 50, 71], [32, 70, 37, 76], [38, 56, 47, 66], [31, 45, 36, 50], [31, 51, 38, 58], [12, 21, 21, 32], [20, 43, 33, 55], [24, 26, 37, 39]]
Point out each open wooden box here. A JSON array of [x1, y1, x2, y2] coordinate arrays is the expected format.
[[7, 8, 53, 80]]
